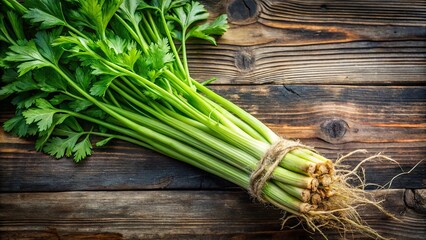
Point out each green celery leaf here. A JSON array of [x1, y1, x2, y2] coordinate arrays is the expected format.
[[43, 132, 82, 159], [188, 30, 215, 45], [121, 45, 141, 70], [3, 114, 26, 136], [0, 73, 38, 96], [53, 33, 90, 51], [0, 53, 8, 68], [89, 75, 117, 97], [3, 113, 38, 137], [172, 1, 209, 30], [97, 35, 141, 70], [194, 14, 228, 36], [72, 135, 92, 162], [69, 0, 122, 38], [68, 99, 93, 112], [102, 34, 127, 55], [118, 0, 142, 24], [172, 27, 182, 41], [5, 40, 52, 76], [133, 57, 149, 79], [35, 97, 55, 109], [23, 0, 67, 29], [33, 68, 67, 92], [35, 113, 69, 151], [89, 59, 122, 76], [95, 136, 113, 147], [75, 67, 93, 91], [22, 99, 58, 131], [11, 92, 49, 109], [1, 0, 27, 15], [50, 94, 74, 105], [1, 69, 18, 83], [84, 108, 106, 119], [146, 37, 174, 70], [34, 30, 63, 64], [15, 60, 51, 76], [23, 108, 58, 131], [187, 14, 228, 45]]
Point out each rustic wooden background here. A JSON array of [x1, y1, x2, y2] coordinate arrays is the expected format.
[[1, 0, 425, 239]]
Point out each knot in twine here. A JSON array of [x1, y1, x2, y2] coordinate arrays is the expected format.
[[249, 138, 313, 203]]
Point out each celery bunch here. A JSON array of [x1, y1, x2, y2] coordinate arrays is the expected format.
[[0, 1, 390, 238]]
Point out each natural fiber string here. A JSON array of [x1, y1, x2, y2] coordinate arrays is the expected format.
[[249, 138, 313, 202]]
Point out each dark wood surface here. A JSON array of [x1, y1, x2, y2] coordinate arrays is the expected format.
[[0, 190, 425, 240], [1, 0, 425, 239]]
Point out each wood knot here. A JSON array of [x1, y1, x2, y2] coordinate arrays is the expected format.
[[235, 48, 255, 71], [320, 4, 328, 11], [405, 189, 426, 214], [227, 0, 259, 24], [320, 118, 348, 142]]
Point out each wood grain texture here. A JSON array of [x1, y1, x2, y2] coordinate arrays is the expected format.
[[188, 0, 426, 84], [188, 41, 426, 85], [258, 0, 426, 26], [0, 189, 425, 240], [1, 85, 425, 192]]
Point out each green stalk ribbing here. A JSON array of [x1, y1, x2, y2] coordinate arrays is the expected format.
[[68, 111, 248, 188], [110, 111, 234, 169], [106, 90, 121, 108], [159, 12, 187, 82], [164, 69, 255, 140], [146, 11, 160, 40], [192, 79, 280, 144], [180, 30, 191, 83], [68, 110, 306, 215], [274, 181, 310, 202], [280, 153, 316, 176], [272, 167, 315, 189], [109, 84, 258, 171], [199, 94, 268, 143], [108, 82, 315, 190], [141, 12, 157, 43], [101, 61, 267, 158], [156, 105, 213, 133]]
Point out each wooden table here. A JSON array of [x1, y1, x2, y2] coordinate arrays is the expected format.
[[1, 0, 425, 239]]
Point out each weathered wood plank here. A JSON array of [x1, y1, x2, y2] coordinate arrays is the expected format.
[[187, 0, 426, 84], [0, 189, 425, 240], [202, 0, 426, 26], [1, 85, 424, 192], [258, 0, 426, 26], [219, 85, 426, 143], [188, 41, 426, 85]]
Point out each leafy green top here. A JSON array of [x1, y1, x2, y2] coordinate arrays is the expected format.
[[0, 0, 231, 162]]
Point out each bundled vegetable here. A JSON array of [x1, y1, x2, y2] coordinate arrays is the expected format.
[[0, 0, 392, 238]]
